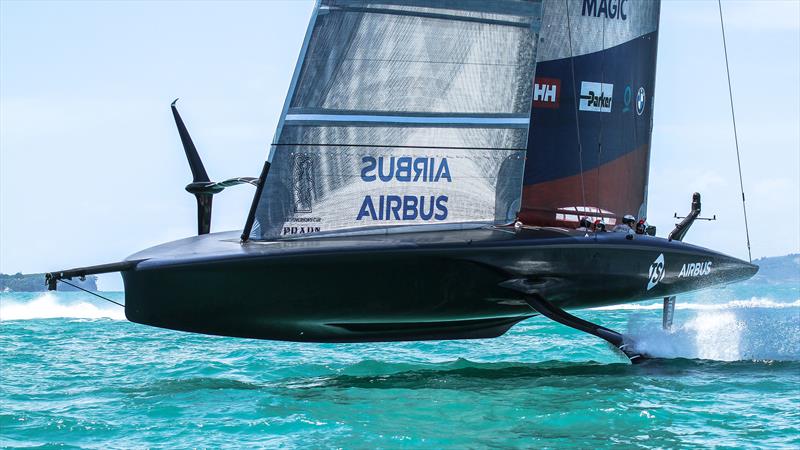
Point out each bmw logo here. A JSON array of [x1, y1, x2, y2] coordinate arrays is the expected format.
[[636, 87, 646, 116]]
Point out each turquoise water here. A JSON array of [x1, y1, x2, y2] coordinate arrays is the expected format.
[[1, 283, 798, 448]]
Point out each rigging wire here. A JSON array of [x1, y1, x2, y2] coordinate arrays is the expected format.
[[594, 6, 607, 237], [718, 0, 752, 263], [57, 279, 125, 308], [564, 0, 588, 215]]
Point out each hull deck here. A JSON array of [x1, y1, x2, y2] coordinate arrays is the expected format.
[[122, 226, 757, 342]]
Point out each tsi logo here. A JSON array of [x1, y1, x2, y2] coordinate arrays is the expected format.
[[579, 81, 613, 113], [533, 77, 560, 109], [647, 253, 665, 290], [678, 261, 712, 278]]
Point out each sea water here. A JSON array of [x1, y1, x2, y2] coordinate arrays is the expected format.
[[1, 282, 798, 448]]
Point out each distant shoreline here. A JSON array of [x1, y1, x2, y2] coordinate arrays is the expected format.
[[1, 273, 98, 292]]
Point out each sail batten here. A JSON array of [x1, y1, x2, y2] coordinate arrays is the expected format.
[[284, 113, 531, 127], [322, 5, 534, 28]]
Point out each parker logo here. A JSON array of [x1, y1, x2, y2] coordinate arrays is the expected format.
[[678, 261, 712, 278], [647, 253, 665, 290], [533, 77, 560, 109], [582, 0, 628, 20], [579, 81, 613, 113]]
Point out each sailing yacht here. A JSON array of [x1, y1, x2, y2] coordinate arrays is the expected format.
[[47, 0, 756, 362]]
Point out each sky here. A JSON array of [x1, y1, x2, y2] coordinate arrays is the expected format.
[[1, 0, 798, 290]]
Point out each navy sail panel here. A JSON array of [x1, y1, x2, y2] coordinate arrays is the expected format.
[[250, 0, 542, 240], [520, 0, 660, 227]]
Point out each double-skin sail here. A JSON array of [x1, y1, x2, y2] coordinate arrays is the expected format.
[[248, 0, 542, 240]]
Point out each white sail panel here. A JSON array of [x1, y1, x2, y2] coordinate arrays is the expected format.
[[250, 0, 542, 240]]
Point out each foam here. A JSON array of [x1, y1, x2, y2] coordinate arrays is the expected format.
[[625, 304, 800, 361], [0, 292, 126, 321], [591, 297, 800, 311]]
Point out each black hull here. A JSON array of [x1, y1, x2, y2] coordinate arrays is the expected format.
[[122, 227, 757, 342]]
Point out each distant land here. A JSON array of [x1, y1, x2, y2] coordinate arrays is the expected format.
[[0, 273, 98, 292], [747, 253, 799, 284], [0, 254, 796, 292]]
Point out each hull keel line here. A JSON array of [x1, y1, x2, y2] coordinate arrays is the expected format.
[[523, 295, 645, 364]]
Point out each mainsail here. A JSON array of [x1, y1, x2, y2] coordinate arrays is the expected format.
[[520, 0, 661, 227], [248, 0, 542, 240]]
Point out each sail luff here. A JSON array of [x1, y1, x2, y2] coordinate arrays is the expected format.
[[268, 0, 324, 163]]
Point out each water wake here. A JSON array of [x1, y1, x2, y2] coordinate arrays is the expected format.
[[626, 305, 800, 361], [0, 292, 125, 321], [593, 297, 800, 311]]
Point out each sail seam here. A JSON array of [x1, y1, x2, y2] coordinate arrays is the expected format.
[[301, 57, 528, 68], [325, 6, 533, 28], [272, 143, 528, 151]]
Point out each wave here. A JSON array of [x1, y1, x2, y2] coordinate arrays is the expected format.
[[0, 292, 125, 321], [120, 377, 262, 398], [276, 358, 800, 392], [592, 297, 800, 311]]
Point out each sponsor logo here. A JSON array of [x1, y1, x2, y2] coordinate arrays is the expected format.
[[360, 156, 451, 183], [283, 216, 322, 235], [282, 226, 321, 235], [623, 85, 632, 112], [579, 81, 613, 113], [533, 77, 560, 109], [636, 86, 646, 116], [292, 153, 314, 213], [356, 195, 448, 222], [357, 156, 450, 222], [647, 253, 665, 290], [678, 261, 712, 278], [582, 0, 628, 20]]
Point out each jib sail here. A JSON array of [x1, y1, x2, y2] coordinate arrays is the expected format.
[[248, 0, 542, 240], [520, 0, 661, 227]]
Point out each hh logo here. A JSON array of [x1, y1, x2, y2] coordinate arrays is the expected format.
[[647, 253, 665, 290], [533, 77, 560, 109], [292, 153, 314, 213]]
